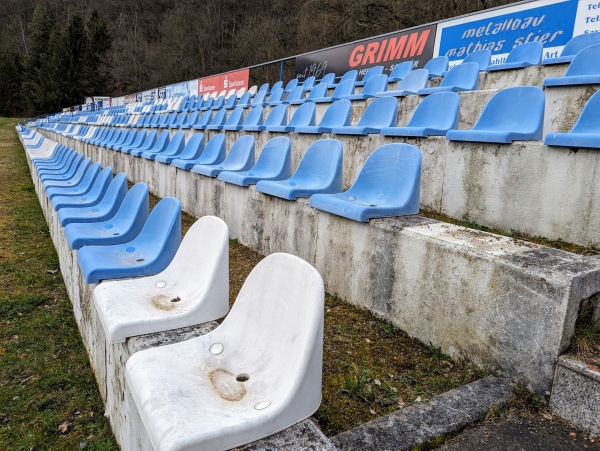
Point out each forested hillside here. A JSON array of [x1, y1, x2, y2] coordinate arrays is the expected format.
[[0, 0, 518, 116]]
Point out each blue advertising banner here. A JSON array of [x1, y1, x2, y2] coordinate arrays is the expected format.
[[435, 0, 578, 65]]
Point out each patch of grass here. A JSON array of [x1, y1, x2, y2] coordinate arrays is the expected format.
[[421, 209, 598, 256], [0, 119, 117, 449], [569, 301, 600, 362]]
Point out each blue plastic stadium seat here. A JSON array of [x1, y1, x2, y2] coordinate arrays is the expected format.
[[277, 86, 305, 105], [115, 130, 146, 151], [215, 107, 244, 131], [544, 90, 600, 148], [77, 197, 181, 284], [191, 110, 214, 130], [222, 93, 238, 110], [256, 138, 343, 200], [267, 102, 316, 132], [267, 81, 283, 95], [267, 88, 285, 106], [51, 166, 113, 210], [381, 92, 460, 137], [210, 95, 226, 110], [388, 61, 414, 82], [236, 91, 252, 108], [488, 42, 543, 71], [284, 78, 298, 93], [179, 111, 200, 129], [463, 49, 492, 71], [375, 69, 429, 98], [418, 62, 479, 95], [319, 73, 336, 87], [192, 135, 255, 177], [544, 34, 600, 65], [342, 74, 388, 100], [169, 111, 188, 129], [203, 108, 228, 131], [446, 86, 544, 143], [249, 90, 268, 108], [45, 162, 101, 199], [171, 134, 226, 170], [64, 183, 150, 250], [355, 66, 384, 87], [301, 76, 316, 90], [218, 137, 292, 186], [108, 129, 136, 149], [143, 131, 185, 161], [424, 56, 449, 78], [309, 143, 421, 222], [543, 44, 600, 86], [199, 97, 215, 111], [122, 130, 157, 154], [331, 97, 398, 135], [237, 106, 264, 131], [289, 82, 328, 105], [295, 99, 352, 134], [245, 104, 288, 132], [156, 133, 204, 164], [311, 79, 355, 103], [57, 174, 128, 227], [133, 130, 170, 158], [329, 70, 358, 88]]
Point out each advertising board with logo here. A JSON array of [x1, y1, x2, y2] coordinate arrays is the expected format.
[[434, 0, 585, 67], [294, 24, 436, 82], [197, 69, 250, 97]]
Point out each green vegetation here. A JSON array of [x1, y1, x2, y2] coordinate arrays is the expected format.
[[570, 301, 600, 363]]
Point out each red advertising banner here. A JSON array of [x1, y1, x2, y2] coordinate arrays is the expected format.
[[197, 69, 250, 97]]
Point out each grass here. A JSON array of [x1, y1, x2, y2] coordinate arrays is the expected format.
[[1, 119, 487, 448], [569, 301, 600, 363]]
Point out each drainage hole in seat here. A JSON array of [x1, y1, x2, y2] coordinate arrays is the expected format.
[[136, 258, 144, 262], [236, 374, 250, 382], [170, 297, 181, 303]]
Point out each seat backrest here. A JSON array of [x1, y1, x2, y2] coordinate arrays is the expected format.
[[285, 86, 305, 103], [151, 131, 170, 151], [424, 56, 449, 76], [407, 92, 460, 130], [302, 76, 316, 90], [360, 65, 384, 83], [560, 33, 600, 57], [348, 143, 422, 208], [223, 94, 237, 108], [288, 102, 316, 127], [474, 86, 545, 135], [197, 134, 226, 163], [257, 83, 269, 93], [320, 73, 336, 86], [253, 136, 292, 175], [133, 197, 181, 253], [243, 106, 264, 127], [362, 74, 389, 95], [268, 88, 285, 104], [212, 95, 225, 109], [114, 182, 150, 224], [570, 89, 600, 133], [340, 69, 358, 83], [224, 107, 245, 127], [196, 110, 213, 126], [183, 111, 199, 126], [177, 133, 205, 160], [284, 78, 299, 92], [463, 49, 491, 71], [237, 91, 251, 106], [163, 132, 186, 155], [357, 96, 398, 127], [222, 135, 255, 166], [251, 90, 268, 106], [506, 41, 543, 65], [208, 108, 227, 127], [141, 130, 158, 149], [389, 61, 413, 81], [306, 82, 328, 101], [332, 79, 355, 98], [397, 69, 429, 92], [564, 43, 600, 77], [440, 62, 479, 90], [247, 85, 258, 95], [211, 252, 323, 389], [263, 104, 288, 127], [292, 138, 343, 188], [202, 97, 215, 109]]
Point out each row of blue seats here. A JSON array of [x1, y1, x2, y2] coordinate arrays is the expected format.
[[32, 126, 422, 222], [18, 127, 326, 450]]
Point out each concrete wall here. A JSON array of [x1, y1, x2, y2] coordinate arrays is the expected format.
[[31, 130, 600, 393]]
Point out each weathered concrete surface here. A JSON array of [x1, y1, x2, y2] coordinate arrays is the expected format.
[[550, 356, 600, 436], [32, 130, 600, 393], [235, 420, 336, 451], [332, 376, 512, 450]]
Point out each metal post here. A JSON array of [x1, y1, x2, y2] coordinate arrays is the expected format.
[[279, 61, 284, 82]]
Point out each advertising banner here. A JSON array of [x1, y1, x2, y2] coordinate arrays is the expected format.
[[124, 94, 137, 105], [294, 24, 436, 82], [574, 0, 600, 35], [434, 0, 579, 67], [112, 96, 125, 106], [197, 69, 249, 97], [166, 81, 191, 98], [142, 89, 158, 102]]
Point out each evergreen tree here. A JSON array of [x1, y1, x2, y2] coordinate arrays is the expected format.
[[0, 47, 23, 116], [56, 13, 88, 107], [84, 10, 112, 96], [21, 3, 56, 114]]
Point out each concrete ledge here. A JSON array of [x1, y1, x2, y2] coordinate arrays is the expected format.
[[29, 131, 600, 393], [550, 355, 600, 436], [332, 376, 512, 450]]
